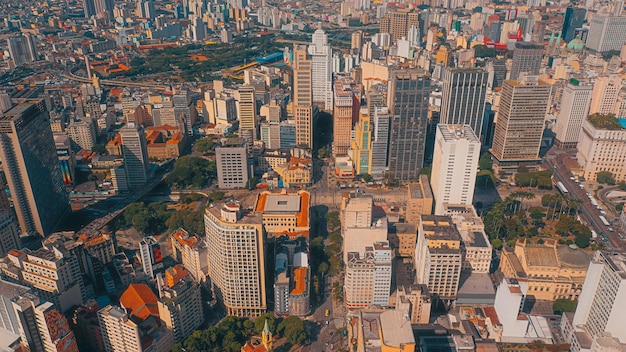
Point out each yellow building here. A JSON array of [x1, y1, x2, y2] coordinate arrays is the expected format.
[[499, 240, 590, 301], [349, 309, 416, 352], [351, 111, 371, 175], [405, 176, 434, 226], [274, 157, 312, 188], [436, 46, 451, 67], [253, 190, 310, 238]]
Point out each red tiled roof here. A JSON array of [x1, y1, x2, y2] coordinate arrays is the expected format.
[[119, 284, 159, 322]]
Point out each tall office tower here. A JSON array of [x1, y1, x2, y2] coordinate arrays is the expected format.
[[430, 125, 480, 215], [490, 76, 552, 173], [66, 119, 97, 151], [555, 80, 593, 149], [0, 279, 30, 335], [157, 265, 204, 343], [204, 201, 266, 317], [139, 236, 164, 279], [380, 9, 421, 43], [351, 111, 371, 175], [344, 241, 392, 308], [0, 213, 20, 257], [387, 69, 431, 180], [333, 81, 355, 156], [171, 228, 208, 284], [589, 75, 623, 115], [259, 121, 281, 149], [440, 67, 488, 141], [120, 123, 149, 189], [561, 251, 626, 351], [94, 0, 114, 20], [99, 284, 174, 352], [237, 86, 256, 141], [0, 100, 69, 237], [509, 42, 544, 81], [586, 15, 626, 53], [7, 35, 37, 67], [308, 25, 333, 110], [370, 107, 390, 178], [562, 7, 587, 42], [292, 46, 313, 149], [215, 138, 249, 189], [83, 0, 96, 17], [414, 215, 462, 305], [351, 30, 363, 54]]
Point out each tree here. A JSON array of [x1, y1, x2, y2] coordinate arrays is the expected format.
[[597, 171, 616, 185], [479, 153, 493, 170], [618, 182, 626, 191], [362, 173, 373, 183], [196, 138, 215, 153], [254, 313, 277, 334], [553, 299, 577, 314], [616, 204, 624, 212], [317, 147, 328, 159], [246, 177, 258, 190], [92, 144, 107, 155], [277, 316, 307, 346], [208, 190, 225, 203], [491, 238, 503, 249], [165, 156, 216, 188], [418, 166, 432, 179], [318, 262, 329, 276], [575, 233, 591, 248]]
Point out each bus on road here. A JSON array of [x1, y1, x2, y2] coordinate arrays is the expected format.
[[556, 181, 568, 194], [599, 215, 610, 226]]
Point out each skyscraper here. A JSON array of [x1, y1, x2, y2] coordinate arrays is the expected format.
[[292, 45, 313, 149], [554, 80, 593, 149], [440, 67, 488, 141], [83, 0, 96, 17], [344, 241, 392, 308], [204, 201, 266, 317], [120, 123, 150, 189], [379, 9, 420, 43], [7, 34, 37, 67], [589, 75, 622, 115], [309, 25, 333, 110], [562, 7, 587, 42], [139, 236, 164, 279], [370, 107, 390, 178], [431, 125, 480, 215], [387, 69, 431, 180], [586, 15, 626, 53], [333, 81, 355, 156], [237, 86, 256, 141], [0, 100, 69, 237], [490, 76, 552, 173], [509, 42, 544, 81], [215, 138, 249, 189], [561, 251, 626, 351], [94, 0, 114, 20]]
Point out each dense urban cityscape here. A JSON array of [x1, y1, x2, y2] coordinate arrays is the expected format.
[[0, 0, 624, 351]]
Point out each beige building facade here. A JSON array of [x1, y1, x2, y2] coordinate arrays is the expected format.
[[576, 117, 626, 182]]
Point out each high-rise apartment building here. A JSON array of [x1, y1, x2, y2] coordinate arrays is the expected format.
[[94, 0, 114, 20], [341, 195, 388, 263], [370, 107, 390, 178], [293, 46, 314, 149], [562, 7, 587, 42], [395, 285, 431, 324], [204, 201, 266, 317], [139, 236, 164, 279], [0, 279, 30, 335], [589, 75, 622, 115], [414, 215, 462, 304], [66, 118, 97, 151], [333, 81, 355, 156], [440, 204, 492, 274], [555, 80, 593, 149], [7, 35, 37, 66], [237, 86, 256, 141], [344, 241, 392, 308], [309, 25, 333, 110], [171, 228, 208, 284], [387, 69, 431, 180], [0, 100, 70, 237], [509, 42, 544, 81], [120, 123, 150, 189], [351, 111, 371, 175], [215, 137, 249, 189], [561, 251, 626, 352], [440, 67, 488, 141], [576, 115, 626, 183], [431, 125, 480, 215], [380, 9, 420, 43], [0, 212, 20, 257], [586, 15, 626, 53], [490, 76, 552, 173], [99, 284, 174, 352], [157, 266, 204, 343]]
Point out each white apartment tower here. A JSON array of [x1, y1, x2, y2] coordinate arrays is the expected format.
[[586, 15, 626, 53], [204, 201, 266, 317], [293, 46, 313, 149], [589, 75, 622, 115], [555, 80, 593, 149], [431, 125, 480, 215], [139, 236, 164, 279], [308, 25, 333, 110], [561, 251, 626, 352], [215, 138, 249, 189], [344, 241, 392, 308]]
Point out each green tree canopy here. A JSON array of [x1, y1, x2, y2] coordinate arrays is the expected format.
[[277, 316, 308, 346], [196, 138, 215, 153], [596, 171, 616, 185], [553, 299, 577, 315], [165, 156, 216, 189]]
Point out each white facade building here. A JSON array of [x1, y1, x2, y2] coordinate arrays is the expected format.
[[431, 124, 480, 215], [576, 117, 626, 183], [308, 26, 333, 110], [586, 15, 626, 53], [344, 241, 392, 308], [555, 81, 593, 149]]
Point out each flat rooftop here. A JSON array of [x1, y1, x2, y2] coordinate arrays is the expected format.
[[380, 310, 415, 348], [525, 246, 558, 267], [264, 195, 301, 213]]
